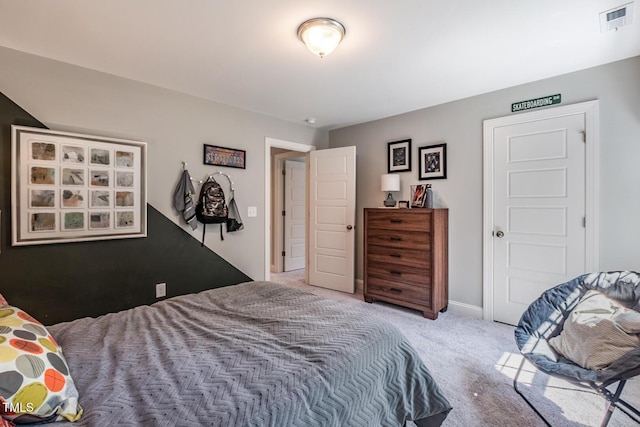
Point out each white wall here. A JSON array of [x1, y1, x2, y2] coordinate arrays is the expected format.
[[329, 56, 640, 309], [0, 46, 328, 281]]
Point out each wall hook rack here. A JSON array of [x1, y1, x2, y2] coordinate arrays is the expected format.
[[180, 161, 235, 196]]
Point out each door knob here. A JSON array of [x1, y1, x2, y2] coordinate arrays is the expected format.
[[346, 225, 353, 230], [495, 231, 504, 238]]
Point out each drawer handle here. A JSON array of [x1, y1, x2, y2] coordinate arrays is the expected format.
[[384, 287, 402, 294], [389, 253, 401, 258], [389, 237, 403, 241], [390, 219, 403, 224], [390, 270, 403, 276]]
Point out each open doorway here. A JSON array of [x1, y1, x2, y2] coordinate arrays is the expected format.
[[271, 152, 306, 274], [264, 139, 357, 293], [263, 138, 314, 282]]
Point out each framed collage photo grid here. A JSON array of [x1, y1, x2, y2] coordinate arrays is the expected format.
[[11, 125, 147, 246]]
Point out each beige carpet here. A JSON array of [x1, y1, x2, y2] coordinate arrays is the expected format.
[[271, 270, 639, 427]]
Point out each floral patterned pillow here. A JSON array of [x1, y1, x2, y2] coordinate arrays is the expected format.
[[0, 304, 82, 424]]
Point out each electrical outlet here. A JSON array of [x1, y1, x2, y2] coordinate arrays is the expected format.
[[156, 282, 167, 298], [248, 206, 257, 217]]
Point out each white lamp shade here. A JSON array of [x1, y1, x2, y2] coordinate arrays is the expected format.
[[381, 174, 400, 192]]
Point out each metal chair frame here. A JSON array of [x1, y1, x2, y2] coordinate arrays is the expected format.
[[513, 357, 640, 427]]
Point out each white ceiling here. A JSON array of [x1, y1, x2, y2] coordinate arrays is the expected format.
[[0, 1, 638, 130]]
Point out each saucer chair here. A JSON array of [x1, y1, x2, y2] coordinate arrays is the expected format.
[[513, 271, 640, 427]]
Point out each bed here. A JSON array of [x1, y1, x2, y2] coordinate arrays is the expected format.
[[5, 281, 451, 426]]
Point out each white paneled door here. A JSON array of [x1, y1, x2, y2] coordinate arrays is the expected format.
[[283, 160, 306, 271], [485, 103, 598, 325], [308, 146, 356, 293]]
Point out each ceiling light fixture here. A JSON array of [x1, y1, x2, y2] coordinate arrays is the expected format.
[[297, 18, 345, 58]]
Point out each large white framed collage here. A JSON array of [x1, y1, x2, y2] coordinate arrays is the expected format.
[[11, 125, 147, 246]]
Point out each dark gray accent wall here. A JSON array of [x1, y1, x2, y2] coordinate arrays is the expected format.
[[0, 92, 251, 325]]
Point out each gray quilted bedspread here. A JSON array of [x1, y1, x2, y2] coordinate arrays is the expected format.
[[46, 281, 451, 426]]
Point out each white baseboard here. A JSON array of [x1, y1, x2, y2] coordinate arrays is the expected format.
[[355, 279, 363, 295], [447, 300, 483, 319]]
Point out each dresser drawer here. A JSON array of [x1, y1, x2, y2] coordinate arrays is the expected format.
[[366, 229, 430, 251], [366, 277, 431, 306], [366, 211, 430, 232], [367, 262, 431, 286], [367, 245, 429, 268]]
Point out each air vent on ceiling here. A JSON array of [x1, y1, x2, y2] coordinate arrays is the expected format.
[[600, 2, 634, 32]]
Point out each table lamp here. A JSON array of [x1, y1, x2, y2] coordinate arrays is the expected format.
[[381, 174, 400, 207]]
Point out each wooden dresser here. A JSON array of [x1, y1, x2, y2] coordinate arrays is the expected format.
[[363, 208, 448, 319]]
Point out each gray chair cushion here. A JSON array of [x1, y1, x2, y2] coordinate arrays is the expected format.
[[548, 290, 640, 370], [514, 271, 640, 388]]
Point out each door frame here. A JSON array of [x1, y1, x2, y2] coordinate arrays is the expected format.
[[283, 159, 307, 272], [272, 152, 307, 273], [264, 137, 314, 281], [482, 100, 600, 321]]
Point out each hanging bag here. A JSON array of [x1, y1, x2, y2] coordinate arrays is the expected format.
[[195, 176, 228, 243], [226, 196, 244, 232]]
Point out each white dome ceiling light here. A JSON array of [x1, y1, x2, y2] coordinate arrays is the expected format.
[[297, 18, 345, 58]]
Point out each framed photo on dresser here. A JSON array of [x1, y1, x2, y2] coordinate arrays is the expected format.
[[411, 184, 427, 208]]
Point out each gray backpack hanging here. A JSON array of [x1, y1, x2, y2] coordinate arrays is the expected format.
[[195, 172, 243, 244], [226, 196, 244, 232], [195, 176, 228, 243]]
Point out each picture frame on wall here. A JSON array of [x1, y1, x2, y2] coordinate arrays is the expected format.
[[387, 139, 411, 173], [203, 144, 246, 169], [419, 143, 447, 180], [11, 125, 147, 246]]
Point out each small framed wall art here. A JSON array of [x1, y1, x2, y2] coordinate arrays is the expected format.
[[419, 143, 447, 180], [387, 139, 411, 173], [11, 125, 147, 246], [203, 144, 246, 169]]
